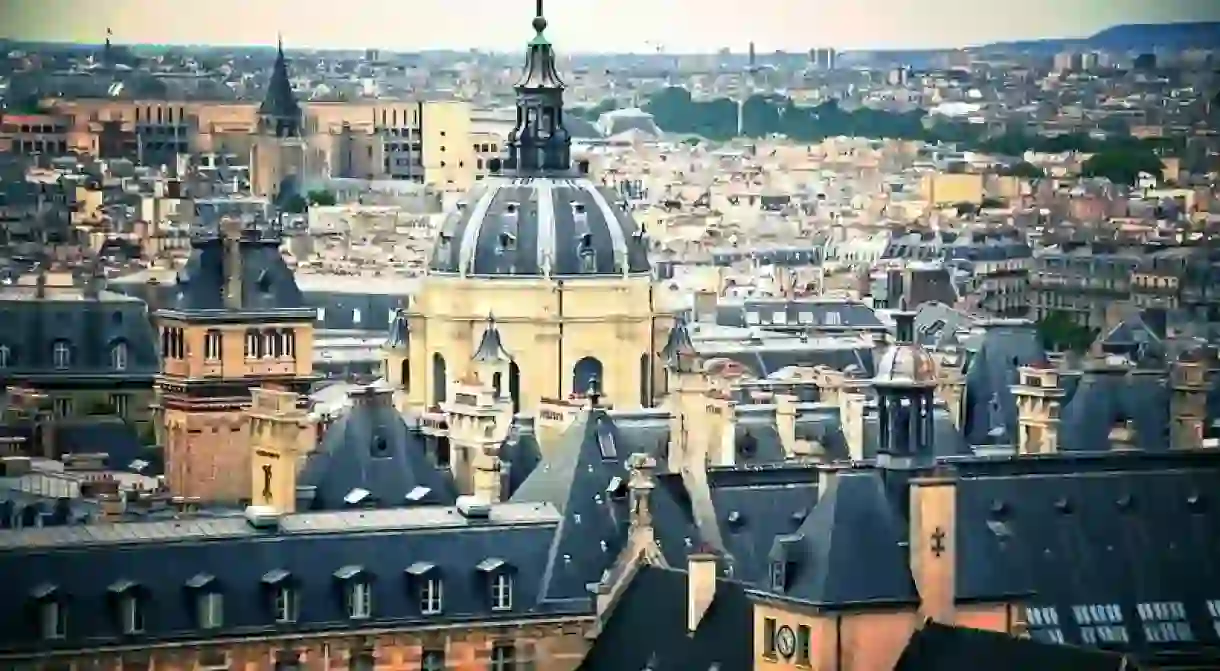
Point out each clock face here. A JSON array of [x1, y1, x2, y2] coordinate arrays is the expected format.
[[775, 624, 797, 658]]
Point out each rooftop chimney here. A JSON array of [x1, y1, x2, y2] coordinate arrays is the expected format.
[[688, 551, 718, 632]]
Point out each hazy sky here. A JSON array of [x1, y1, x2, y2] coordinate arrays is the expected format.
[[4, 0, 1219, 52]]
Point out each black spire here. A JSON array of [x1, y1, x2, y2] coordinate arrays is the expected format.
[[505, 0, 571, 173], [259, 35, 303, 138]]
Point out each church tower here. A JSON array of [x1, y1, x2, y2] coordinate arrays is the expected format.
[[251, 37, 308, 203], [157, 214, 318, 504]]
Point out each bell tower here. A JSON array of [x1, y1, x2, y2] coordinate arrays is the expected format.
[[251, 36, 308, 203], [157, 214, 318, 504], [504, 0, 572, 173]]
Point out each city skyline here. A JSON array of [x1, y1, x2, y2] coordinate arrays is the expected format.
[[3, 0, 1219, 53]]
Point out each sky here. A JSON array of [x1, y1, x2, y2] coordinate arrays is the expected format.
[[3, 0, 1219, 53]]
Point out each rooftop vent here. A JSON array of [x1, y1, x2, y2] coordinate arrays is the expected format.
[[344, 488, 371, 506], [456, 495, 491, 519], [244, 505, 281, 529], [405, 486, 432, 503]]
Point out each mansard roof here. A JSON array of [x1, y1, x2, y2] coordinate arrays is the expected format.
[[0, 502, 578, 656]]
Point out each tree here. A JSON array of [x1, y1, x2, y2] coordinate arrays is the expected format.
[[280, 194, 308, 214], [307, 189, 337, 206], [1081, 147, 1164, 186], [1036, 311, 1098, 353], [1003, 161, 1045, 179]]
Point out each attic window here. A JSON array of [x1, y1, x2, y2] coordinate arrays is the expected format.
[[726, 510, 743, 528], [344, 488, 371, 506], [595, 420, 617, 459], [571, 202, 586, 215], [505, 202, 519, 215], [499, 232, 517, 252], [1053, 497, 1072, 514], [989, 499, 1008, 517], [1116, 494, 1134, 511], [1188, 493, 1205, 512]]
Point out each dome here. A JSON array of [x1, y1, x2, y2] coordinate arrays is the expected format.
[[874, 312, 938, 386], [427, 178, 652, 278], [875, 343, 939, 386]]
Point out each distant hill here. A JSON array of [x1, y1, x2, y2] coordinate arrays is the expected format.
[[980, 21, 1220, 54]]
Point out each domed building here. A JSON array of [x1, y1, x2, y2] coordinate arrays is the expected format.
[[385, 5, 673, 414]]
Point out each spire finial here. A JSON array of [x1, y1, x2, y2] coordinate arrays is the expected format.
[[587, 375, 602, 407], [532, 0, 547, 34]]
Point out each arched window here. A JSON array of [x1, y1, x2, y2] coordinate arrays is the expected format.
[[51, 340, 72, 370], [492, 372, 503, 398], [432, 354, 447, 407], [110, 341, 129, 371], [509, 361, 521, 414], [0, 344, 11, 369], [572, 356, 604, 397], [400, 360, 410, 392], [639, 353, 651, 408], [284, 330, 296, 358]]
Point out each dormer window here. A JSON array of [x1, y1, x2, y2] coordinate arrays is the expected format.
[[477, 557, 514, 611], [186, 573, 223, 629], [110, 340, 129, 371], [262, 569, 298, 623], [334, 565, 373, 620], [31, 583, 67, 640], [407, 562, 443, 615], [572, 201, 587, 215], [505, 202, 519, 215], [108, 579, 145, 634], [52, 340, 72, 370], [770, 560, 787, 592], [499, 232, 517, 252]]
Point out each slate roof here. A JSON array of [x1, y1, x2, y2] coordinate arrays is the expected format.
[[0, 287, 158, 380], [0, 502, 582, 655], [299, 386, 456, 510], [704, 466, 818, 585], [509, 407, 631, 604], [426, 180, 651, 278], [949, 451, 1220, 657], [896, 621, 1136, 671], [760, 470, 919, 609], [577, 565, 753, 671], [961, 320, 1048, 446], [166, 234, 307, 313], [1057, 367, 1171, 453]]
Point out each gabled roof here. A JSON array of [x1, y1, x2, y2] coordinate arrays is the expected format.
[[577, 566, 753, 671], [300, 387, 456, 510], [510, 408, 630, 603], [760, 470, 918, 609]]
